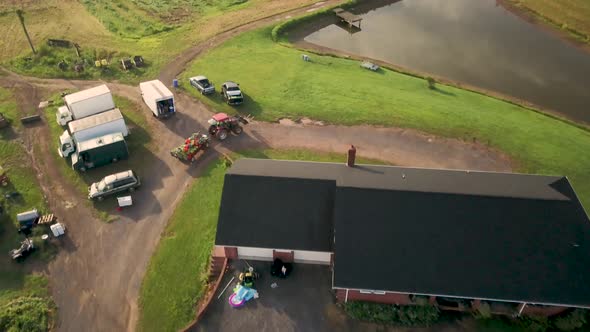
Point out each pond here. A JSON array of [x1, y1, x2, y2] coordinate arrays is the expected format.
[[302, 0, 590, 124]]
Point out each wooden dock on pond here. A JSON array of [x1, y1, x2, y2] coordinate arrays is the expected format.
[[333, 8, 362, 29]]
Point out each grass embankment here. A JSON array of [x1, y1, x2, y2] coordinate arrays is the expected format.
[[44, 93, 154, 222], [0, 0, 318, 83], [507, 0, 590, 43], [181, 26, 590, 209], [0, 88, 55, 331], [138, 149, 388, 332]]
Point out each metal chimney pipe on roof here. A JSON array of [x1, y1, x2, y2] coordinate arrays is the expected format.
[[347, 145, 356, 167]]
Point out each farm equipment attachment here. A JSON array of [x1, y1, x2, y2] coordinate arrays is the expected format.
[[9, 238, 34, 260], [170, 132, 211, 162], [208, 113, 251, 140]]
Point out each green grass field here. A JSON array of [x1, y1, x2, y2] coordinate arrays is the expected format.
[[80, 0, 173, 39], [181, 26, 590, 210], [508, 0, 590, 42], [138, 149, 388, 332], [44, 93, 154, 222], [81, 0, 251, 38], [0, 87, 54, 332], [0, 0, 317, 83]]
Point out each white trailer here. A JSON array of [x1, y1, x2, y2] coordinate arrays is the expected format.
[[58, 108, 128, 158], [56, 85, 115, 126], [139, 80, 175, 118]]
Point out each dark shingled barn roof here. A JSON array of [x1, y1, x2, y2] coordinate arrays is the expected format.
[[215, 162, 336, 252], [216, 159, 590, 307]]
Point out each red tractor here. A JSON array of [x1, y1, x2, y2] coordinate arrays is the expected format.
[[207, 113, 249, 140]]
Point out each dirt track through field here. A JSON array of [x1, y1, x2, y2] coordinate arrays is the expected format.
[[0, 1, 512, 331]]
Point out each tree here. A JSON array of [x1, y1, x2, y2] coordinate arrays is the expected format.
[[16, 9, 36, 55]]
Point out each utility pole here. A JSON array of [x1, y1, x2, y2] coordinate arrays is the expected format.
[[16, 9, 36, 55]]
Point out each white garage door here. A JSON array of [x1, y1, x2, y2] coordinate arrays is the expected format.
[[294, 250, 331, 264], [237, 247, 332, 264], [237, 246, 273, 261]]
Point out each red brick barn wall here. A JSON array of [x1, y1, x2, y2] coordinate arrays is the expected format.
[[522, 305, 569, 317], [335, 289, 414, 305], [273, 250, 294, 262], [224, 247, 238, 259]]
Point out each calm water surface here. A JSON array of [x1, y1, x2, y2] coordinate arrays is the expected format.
[[304, 0, 590, 123]]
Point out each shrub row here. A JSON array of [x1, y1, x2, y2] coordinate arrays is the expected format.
[[345, 300, 588, 331], [343, 301, 440, 326]]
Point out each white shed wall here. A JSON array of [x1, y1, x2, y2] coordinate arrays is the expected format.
[[237, 247, 273, 261], [294, 250, 331, 264], [236, 246, 331, 264]]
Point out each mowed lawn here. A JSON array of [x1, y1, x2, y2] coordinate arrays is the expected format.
[[138, 150, 388, 332], [182, 26, 590, 210], [509, 0, 590, 41]]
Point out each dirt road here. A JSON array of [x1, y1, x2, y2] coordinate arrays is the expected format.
[[0, 1, 512, 331]]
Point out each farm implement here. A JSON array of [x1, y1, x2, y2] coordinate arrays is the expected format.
[[170, 132, 211, 162]]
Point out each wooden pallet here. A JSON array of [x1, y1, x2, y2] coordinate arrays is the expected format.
[[37, 214, 56, 225]]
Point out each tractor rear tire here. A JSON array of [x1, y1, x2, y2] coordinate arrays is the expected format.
[[217, 129, 228, 141], [232, 126, 243, 135]]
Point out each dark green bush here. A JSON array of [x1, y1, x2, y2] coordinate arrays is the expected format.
[[397, 305, 440, 326], [473, 302, 492, 319], [553, 309, 587, 331], [344, 301, 440, 326], [0, 296, 51, 332], [518, 315, 550, 332], [426, 77, 436, 89]]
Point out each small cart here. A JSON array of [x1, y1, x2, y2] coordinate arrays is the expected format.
[[170, 132, 211, 162]]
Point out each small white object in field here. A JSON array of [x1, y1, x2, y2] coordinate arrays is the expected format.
[[361, 61, 380, 71], [50, 223, 66, 237], [302, 54, 311, 62], [117, 196, 133, 207]]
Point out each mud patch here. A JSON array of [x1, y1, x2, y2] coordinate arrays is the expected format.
[[300, 117, 324, 126], [278, 117, 324, 126], [278, 118, 299, 126]]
